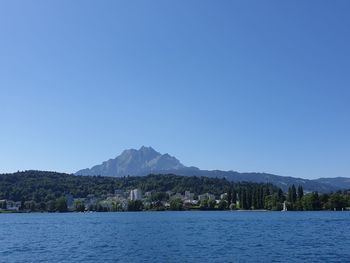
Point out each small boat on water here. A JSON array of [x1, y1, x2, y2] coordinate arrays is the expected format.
[[281, 201, 287, 212]]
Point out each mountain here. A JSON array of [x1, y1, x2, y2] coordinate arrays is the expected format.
[[76, 146, 185, 177], [313, 177, 350, 191], [162, 169, 344, 193], [76, 146, 350, 193]]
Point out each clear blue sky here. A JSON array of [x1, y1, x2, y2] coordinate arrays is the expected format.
[[1, 1, 349, 179]]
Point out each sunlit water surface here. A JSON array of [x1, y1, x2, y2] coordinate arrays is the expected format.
[[1, 211, 349, 262]]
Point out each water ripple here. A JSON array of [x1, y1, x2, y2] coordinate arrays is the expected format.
[[0, 212, 349, 262]]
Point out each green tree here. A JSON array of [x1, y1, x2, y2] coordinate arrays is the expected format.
[[39, 202, 47, 211], [199, 199, 209, 210], [240, 189, 247, 209], [319, 193, 329, 209], [287, 185, 297, 210], [112, 201, 123, 212], [302, 192, 321, 210], [297, 185, 304, 200], [74, 200, 85, 212], [295, 185, 304, 210], [231, 190, 237, 205], [264, 194, 282, 211], [128, 200, 143, 211], [327, 193, 347, 210], [226, 190, 232, 206], [1, 200, 7, 210], [291, 185, 297, 203], [208, 199, 216, 210], [218, 200, 228, 210], [150, 192, 168, 202], [47, 200, 56, 212], [55, 197, 68, 212], [0, 171, 284, 212], [169, 198, 183, 211]]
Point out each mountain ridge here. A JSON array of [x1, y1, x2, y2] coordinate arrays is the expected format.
[[75, 146, 350, 192], [76, 146, 186, 177]]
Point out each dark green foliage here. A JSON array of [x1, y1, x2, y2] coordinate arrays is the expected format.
[[218, 200, 228, 210], [0, 171, 280, 211], [199, 199, 209, 210], [0, 200, 7, 209], [148, 201, 166, 211], [111, 201, 123, 212], [2, 170, 347, 212], [264, 194, 283, 211], [133, 174, 234, 195], [149, 192, 169, 202], [297, 185, 304, 200], [128, 200, 143, 211], [39, 202, 47, 211], [0, 171, 118, 202], [55, 197, 68, 212], [226, 190, 232, 206], [236, 184, 278, 210], [286, 185, 298, 210], [208, 199, 216, 209], [169, 199, 183, 211], [47, 200, 56, 212], [287, 185, 297, 205], [302, 192, 321, 211], [294, 185, 304, 210], [327, 193, 347, 210], [199, 199, 217, 210], [74, 200, 85, 212]]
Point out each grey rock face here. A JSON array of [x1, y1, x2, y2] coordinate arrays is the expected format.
[[75, 146, 185, 177]]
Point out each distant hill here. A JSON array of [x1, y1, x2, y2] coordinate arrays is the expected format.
[[0, 170, 280, 202], [76, 146, 350, 193], [313, 177, 350, 191]]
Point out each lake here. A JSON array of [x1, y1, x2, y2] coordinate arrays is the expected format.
[[0, 211, 349, 262]]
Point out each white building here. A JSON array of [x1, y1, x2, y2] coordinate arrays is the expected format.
[[1, 200, 21, 211], [220, 193, 228, 200], [170, 193, 184, 200], [184, 191, 194, 201], [65, 194, 74, 209], [198, 193, 215, 201], [129, 189, 142, 201]]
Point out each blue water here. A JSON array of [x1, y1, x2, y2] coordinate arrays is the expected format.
[[0, 211, 349, 263]]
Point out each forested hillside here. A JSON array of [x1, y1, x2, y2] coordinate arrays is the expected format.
[[0, 171, 349, 212], [0, 170, 278, 202]]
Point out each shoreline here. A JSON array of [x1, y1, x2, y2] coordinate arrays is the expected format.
[[1, 209, 349, 214]]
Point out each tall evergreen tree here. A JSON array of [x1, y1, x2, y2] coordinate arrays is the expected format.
[[297, 185, 304, 200], [227, 189, 232, 206], [231, 189, 237, 204], [291, 185, 297, 203], [241, 189, 247, 209]]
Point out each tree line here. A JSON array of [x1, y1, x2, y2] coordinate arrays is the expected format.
[[0, 171, 349, 212], [285, 185, 350, 211]]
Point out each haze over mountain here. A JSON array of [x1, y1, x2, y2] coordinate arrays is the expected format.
[[76, 146, 350, 192], [76, 146, 187, 177]]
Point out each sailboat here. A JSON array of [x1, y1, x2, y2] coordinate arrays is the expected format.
[[282, 201, 287, 212]]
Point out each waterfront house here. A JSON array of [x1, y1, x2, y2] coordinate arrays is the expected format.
[[198, 193, 215, 201], [130, 189, 142, 201], [220, 193, 228, 200], [184, 191, 194, 201], [0, 200, 21, 211]]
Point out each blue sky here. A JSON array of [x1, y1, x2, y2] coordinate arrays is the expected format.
[[1, 1, 349, 179]]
